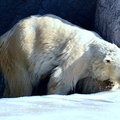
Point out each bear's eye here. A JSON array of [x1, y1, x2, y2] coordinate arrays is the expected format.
[[106, 60, 110, 63]]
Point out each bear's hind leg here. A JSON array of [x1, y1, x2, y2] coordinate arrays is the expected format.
[[4, 66, 33, 97]]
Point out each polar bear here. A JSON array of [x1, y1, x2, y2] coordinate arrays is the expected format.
[[0, 14, 120, 97]]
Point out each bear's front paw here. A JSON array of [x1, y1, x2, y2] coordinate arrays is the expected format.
[[98, 80, 114, 91]]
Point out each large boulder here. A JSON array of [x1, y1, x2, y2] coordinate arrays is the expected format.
[[95, 0, 120, 46]]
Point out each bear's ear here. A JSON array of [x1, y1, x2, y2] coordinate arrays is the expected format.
[[103, 56, 112, 64]]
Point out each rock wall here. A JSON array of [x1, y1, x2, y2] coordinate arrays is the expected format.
[[95, 0, 120, 46], [0, 0, 97, 36]]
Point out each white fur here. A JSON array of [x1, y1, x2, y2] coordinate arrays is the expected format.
[[0, 14, 120, 97]]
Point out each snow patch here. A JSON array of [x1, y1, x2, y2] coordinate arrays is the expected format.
[[0, 90, 120, 120]]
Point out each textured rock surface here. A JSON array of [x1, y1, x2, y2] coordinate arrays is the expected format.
[[95, 0, 120, 46], [0, 0, 97, 36]]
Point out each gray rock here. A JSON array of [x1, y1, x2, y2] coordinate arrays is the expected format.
[[95, 0, 120, 46], [0, 0, 97, 36]]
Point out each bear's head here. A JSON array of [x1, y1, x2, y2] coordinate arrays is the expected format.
[[89, 41, 120, 85]]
